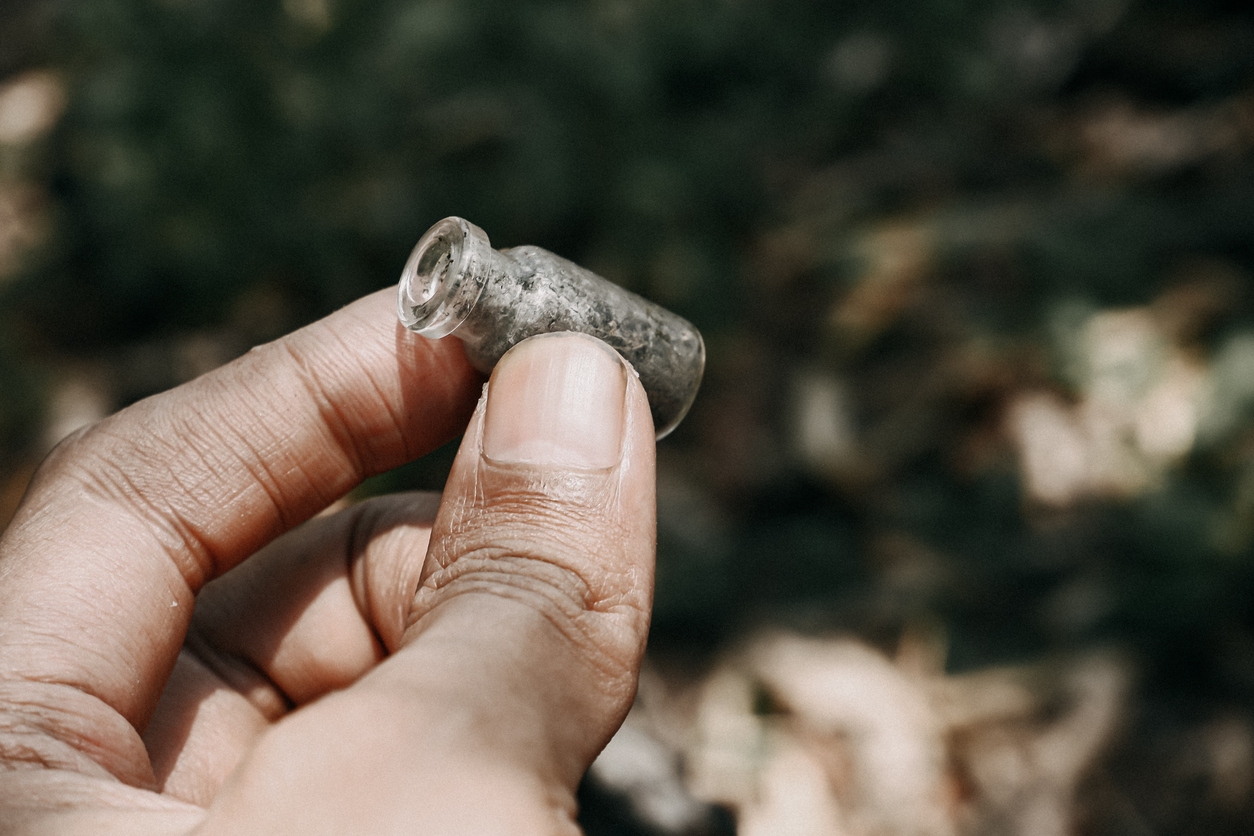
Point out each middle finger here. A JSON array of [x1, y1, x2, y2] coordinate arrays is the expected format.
[[143, 492, 440, 802]]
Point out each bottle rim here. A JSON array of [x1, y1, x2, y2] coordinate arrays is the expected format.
[[397, 216, 488, 338]]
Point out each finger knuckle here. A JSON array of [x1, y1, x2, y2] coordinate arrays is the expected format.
[[414, 533, 644, 681]]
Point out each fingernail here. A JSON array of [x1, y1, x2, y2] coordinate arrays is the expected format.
[[482, 333, 628, 469]]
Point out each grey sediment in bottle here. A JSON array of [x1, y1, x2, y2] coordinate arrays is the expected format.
[[397, 217, 705, 439]]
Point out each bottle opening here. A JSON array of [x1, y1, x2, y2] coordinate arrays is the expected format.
[[398, 217, 491, 338], [409, 234, 454, 306], [400, 222, 463, 328]]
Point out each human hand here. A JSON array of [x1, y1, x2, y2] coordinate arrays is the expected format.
[[0, 288, 657, 834]]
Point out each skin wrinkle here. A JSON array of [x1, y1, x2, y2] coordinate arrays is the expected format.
[[413, 583, 600, 666], [6, 619, 122, 683], [116, 401, 254, 503], [3, 496, 209, 759], [0, 681, 127, 772], [56, 441, 217, 592], [344, 503, 377, 643], [204, 440, 307, 553], [412, 551, 645, 687], [205, 383, 331, 528], [418, 552, 592, 619], [61, 575, 169, 699], [0, 740, 58, 772], [347, 504, 396, 653], [171, 403, 293, 514], [208, 340, 380, 511], [0, 769, 206, 813], [426, 528, 631, 612], [420, 590, 641, 693], [11, 579, 186, 726], [0, 731, 95, 777], [181, 633, 291, 723], [0, 730, 93, 775], [0, 682, 154, 787], [426, 494, 639, 612], [471, 477, 621, 516], [276, 340, 372, 483], [344, 493, 446, 654], [433, 455, 623, 533], [351, 360, 409, 463], [431, 503, 616, 568], [159, 408, 254, 507], [316, 323, 412, 464], [340, 502, 396, 664], [0, 548, 183, 720], [81, 418, 254, 584]]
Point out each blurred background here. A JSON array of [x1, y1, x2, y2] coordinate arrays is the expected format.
[[4, 0, 1254, 832]]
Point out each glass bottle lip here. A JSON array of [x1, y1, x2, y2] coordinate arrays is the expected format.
[[397, 216, 489, 338]]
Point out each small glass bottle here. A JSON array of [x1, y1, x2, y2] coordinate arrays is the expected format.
[[398, 217, 704, 438]]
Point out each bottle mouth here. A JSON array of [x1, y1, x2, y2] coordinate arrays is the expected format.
[[398, 217, 489, 338]]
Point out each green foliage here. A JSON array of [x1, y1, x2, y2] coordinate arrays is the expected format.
[[21, 0, 1168, 341]]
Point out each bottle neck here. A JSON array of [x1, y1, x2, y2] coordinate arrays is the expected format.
[[398, 217, 510, 339]]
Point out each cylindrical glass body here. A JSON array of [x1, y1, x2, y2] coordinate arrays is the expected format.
[[398, 217, 704, 438]]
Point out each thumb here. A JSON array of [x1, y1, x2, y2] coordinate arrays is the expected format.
[[410, 331, 657, 780]]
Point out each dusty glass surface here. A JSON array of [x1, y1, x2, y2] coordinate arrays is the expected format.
[[399, 217, 705, 438]]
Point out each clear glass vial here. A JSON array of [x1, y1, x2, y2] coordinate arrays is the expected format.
[[398, 217, 705, 438]]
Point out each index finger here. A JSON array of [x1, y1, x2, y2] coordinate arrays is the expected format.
[[0, 289, 481, 751]]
